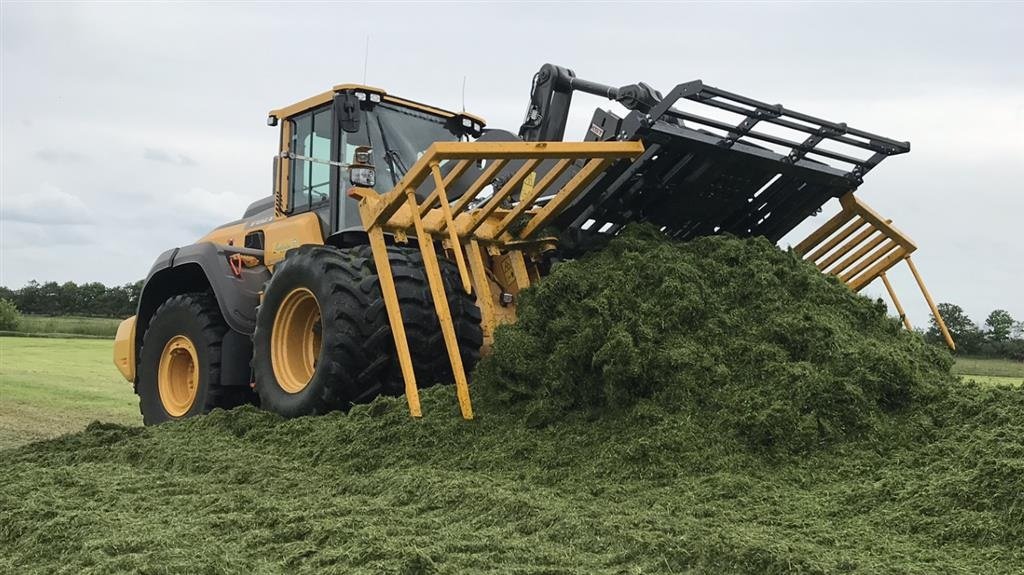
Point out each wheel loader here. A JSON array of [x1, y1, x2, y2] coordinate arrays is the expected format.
[[113, 64, 955, 424]]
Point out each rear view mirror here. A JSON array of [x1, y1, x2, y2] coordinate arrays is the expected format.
[[337, 92, 361, 133]]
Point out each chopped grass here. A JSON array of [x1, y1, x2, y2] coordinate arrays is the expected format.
[[1, 229, 1022, 574]]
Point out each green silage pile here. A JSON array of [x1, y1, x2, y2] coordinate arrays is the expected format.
[[2, 228, 1023, 574], [477, 226, 951, 452]]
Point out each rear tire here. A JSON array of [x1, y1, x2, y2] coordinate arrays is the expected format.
[[252, 244, 483, 417], [136, 293, 249, 425]]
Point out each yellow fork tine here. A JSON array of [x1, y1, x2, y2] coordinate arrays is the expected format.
[[406, 188, 474, 420], [366, 226, 422, 418], [430, 162, 472, 294], [418, 159, 472, 218]]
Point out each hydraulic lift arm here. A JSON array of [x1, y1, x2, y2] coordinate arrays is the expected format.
[[518, 63, 662, 142]]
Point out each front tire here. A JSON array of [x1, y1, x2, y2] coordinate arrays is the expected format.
[[252, 244, 483, 418], [253, 246, 393, 417]]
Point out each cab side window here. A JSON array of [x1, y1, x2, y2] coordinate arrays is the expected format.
[[289, 106, 332, 213]]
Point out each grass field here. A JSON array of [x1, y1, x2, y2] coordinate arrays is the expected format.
[[0, 337, 139, 449], [952, 355, 1024, 377], [10, 314, 121, 338]]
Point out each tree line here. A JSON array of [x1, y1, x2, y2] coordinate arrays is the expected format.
[[0, 280, 143, 319], [926, 304, 1024, 361]]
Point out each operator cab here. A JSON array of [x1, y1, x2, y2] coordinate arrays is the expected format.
[[267, 84, 485, 237]]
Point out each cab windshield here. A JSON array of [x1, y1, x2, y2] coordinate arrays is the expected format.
[[340, 101, 460, 193]]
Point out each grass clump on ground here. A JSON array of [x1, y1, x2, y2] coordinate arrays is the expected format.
[[2, 227, 1022, 574]]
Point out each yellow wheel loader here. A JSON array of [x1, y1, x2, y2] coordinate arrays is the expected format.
[[113, 64, 955, 424]]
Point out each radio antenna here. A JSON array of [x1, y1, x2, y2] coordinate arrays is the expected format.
[[461, 75, 467, 112], [362, 36, 370, 84]]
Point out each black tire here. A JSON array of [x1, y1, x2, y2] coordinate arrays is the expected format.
[[136, 293, 251, 425], [388, 246, 483, 392], [252, 244, 482, 417]]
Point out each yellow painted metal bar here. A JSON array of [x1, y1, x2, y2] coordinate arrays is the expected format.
[[430, 162, 472, 294], [466, 158, 543, 236], [424, 140, 644, 160], [880, 272, 913, 331], [846, 244, 906, 291], [817, 225, 878, 271], [508, 251, 532, 291], [841, 193, 917, 251], [450, 159, 510, 216], [906, 257, 955, 351], [367, 226, 422, 418], [806, 217, 867, 263], [466, 239, 496, 343], [406, 188, 474, 419], [274, 121, 294, 217], [363, 150, 442, 228], [366, 141, 643, 228], [527, 261, 541, 284], [490, 158, 574, 239], [365, 183, 411, 230], [418, 159, 472, 217], [794, 206, 856, 254], [519, 157, 614, 239], [840, 239, 899, 284], [826, 231, 886, 276]]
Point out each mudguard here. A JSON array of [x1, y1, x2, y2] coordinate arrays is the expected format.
[[136, 242, 269, 346]]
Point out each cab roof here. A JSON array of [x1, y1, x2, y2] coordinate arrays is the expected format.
[[268, 83, 486, 127]]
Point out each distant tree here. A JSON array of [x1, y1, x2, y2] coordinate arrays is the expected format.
[[16, 281, 44, 315], [0, 298, 19, 331], [927, 302, 983, 354], [984, 309, 1016, 342]]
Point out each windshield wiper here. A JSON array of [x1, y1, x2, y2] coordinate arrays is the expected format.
[[376, 116, 408, 186]]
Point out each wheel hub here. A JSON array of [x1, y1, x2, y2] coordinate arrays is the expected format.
[[271, 287, 323, 394], [158, 335, 199, 417]]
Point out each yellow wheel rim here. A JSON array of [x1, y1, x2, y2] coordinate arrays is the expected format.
[[271, 287, 323, 394], [158, 335, 199, 417]]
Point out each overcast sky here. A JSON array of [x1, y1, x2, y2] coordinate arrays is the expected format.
[[1, 2, 1021, 328]]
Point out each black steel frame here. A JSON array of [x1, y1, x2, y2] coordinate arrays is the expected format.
[[538, 74, 910, 244]]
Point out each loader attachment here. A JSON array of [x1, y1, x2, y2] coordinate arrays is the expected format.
[[794, 192, 956, 351], [552, 81, 911, 244], [349, 141, 644, 420]]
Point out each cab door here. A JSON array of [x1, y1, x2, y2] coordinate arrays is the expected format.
[[282, 104, 334, 232]]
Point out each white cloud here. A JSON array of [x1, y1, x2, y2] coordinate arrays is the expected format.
[[1, 184, 95, 225], [143, 147, 198, 166], [34, 148, 89, 163], [165, 187, 253, 224]]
